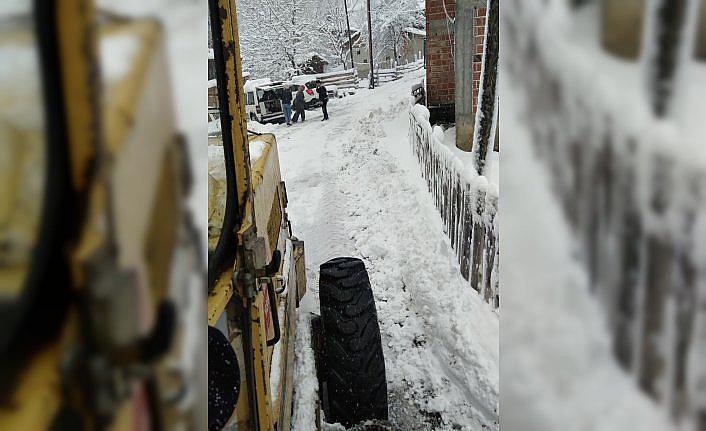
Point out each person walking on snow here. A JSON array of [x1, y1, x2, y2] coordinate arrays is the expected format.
[[316, 80, 329, 121], [281, 86, 293, 126], [292, 85, 306, 123]]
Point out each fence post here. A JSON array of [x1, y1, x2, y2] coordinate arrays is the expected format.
[[484, 192, 498, 304]]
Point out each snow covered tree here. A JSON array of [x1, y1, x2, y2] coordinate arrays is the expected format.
[[315, 0, 354, 69], [374, 0, 424, 66], [237, 0, 319, 79], [352, 0, 423, 67]]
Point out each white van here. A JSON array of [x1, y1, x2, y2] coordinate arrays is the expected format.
[[244, 79, 289, 123]]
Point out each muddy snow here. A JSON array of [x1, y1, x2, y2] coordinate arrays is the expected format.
[[256, 70, 500, 430]]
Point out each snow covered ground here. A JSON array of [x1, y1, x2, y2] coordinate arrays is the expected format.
[[252, 69, 499, 430]]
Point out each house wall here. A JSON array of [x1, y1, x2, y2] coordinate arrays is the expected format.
[[400, 33, 425, 64], [426, 0, 457, 123], [352, 45, 371, 79], [426, 0, 487, 126], [472, 6, 487, 116]]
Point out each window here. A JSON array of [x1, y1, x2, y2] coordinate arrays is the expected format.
[[246, 91, 254, 105]]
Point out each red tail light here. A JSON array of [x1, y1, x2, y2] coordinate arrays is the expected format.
[[256, 106, 261, 114], [306, 89, 314, 95]]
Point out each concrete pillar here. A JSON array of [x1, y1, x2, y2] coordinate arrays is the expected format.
[[455, 0, 475, 151]]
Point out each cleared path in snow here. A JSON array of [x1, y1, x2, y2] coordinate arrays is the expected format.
[[261, 71, 499, 431]]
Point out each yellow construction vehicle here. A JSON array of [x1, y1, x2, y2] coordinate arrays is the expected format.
[[0, 0, 389, 428], [207, 1, 389, 430], [0, 1, 203, 429]]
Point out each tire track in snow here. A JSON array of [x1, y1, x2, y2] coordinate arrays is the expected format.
[[278, 71, 497, 430], [330, 106, 499, 431]]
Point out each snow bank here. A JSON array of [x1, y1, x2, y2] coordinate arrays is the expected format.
[[502, 74, 674, 431], [409, 102, 499, 307], [503, 0, 706, 427]]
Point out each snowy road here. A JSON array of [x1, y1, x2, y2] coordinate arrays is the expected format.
[[257, 71, 499, 430]]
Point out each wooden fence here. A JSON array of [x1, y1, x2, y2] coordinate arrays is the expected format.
[[374, 59, 425, 86], [506, 1, 706, 425], [412, 82, 426, 105], [409, 105, 499, 308], [315, 68, 359, 90]]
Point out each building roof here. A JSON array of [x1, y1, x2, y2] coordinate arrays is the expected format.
[[404, 27, 426, 36]]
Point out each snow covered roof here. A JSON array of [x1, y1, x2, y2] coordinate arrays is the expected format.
[[290, 75, 318, 84], [208, 79, 217, 89], [305, 52, 330, 63], [258, 81, 287, 91], [243, 78, 272, 92], [404, 27, 426, 36]]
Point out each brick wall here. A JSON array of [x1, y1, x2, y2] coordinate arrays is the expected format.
[[472, 7, 487, 116], [426, 0, 456, 122], [427, 1, 488, 124]]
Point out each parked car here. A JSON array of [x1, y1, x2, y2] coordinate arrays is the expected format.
[[288, 76, 321, 109]]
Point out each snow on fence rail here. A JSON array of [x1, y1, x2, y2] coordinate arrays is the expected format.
[[293, 68, 359, 90], [374, 60, 425, 86], [409, 104, 499, 308], [411, 82, 425, 105], [396, 59, 424, 74], [506, 1, 706, 424]]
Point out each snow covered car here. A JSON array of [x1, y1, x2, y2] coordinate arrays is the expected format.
[[326, 84, 339, 99], [288, 76, 321, 109]]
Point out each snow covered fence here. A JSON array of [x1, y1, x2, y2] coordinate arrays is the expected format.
[[411, 82, 425, 105], [316, 68, 359, 89], [373, 67, 398, 85], [409, 104, 499, 309], [505, 0, 706, 424], [374, 60, 425, 86], [396, 59, 424, 74]]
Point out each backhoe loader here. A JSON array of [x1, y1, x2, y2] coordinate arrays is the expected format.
[[207, 1, 390, 430], [0, 1, 203, 429]]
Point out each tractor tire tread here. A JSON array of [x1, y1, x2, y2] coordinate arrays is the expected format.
[[319, 257, 388, 427]]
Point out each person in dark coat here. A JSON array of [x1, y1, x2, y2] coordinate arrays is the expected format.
[[292, 85, 306, 123], [316, 80, 329, 121], [281, 86, 293, 126]]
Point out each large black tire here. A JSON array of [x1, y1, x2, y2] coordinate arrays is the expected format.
[[319, 257, 388, 428]]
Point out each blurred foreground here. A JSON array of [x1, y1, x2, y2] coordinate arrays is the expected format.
[[0, 0, 205, 429], [502, 0, 706, 430]]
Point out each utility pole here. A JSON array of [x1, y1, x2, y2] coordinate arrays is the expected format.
[[343, 0, 355, 70], [367, 0, 375, 89]]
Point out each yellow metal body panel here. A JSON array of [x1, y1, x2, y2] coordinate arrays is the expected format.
[[57, 0, 98, 194], [0, 27, 45, 297], [0, 320, 73, 431], [0, 5, 192, 430]]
